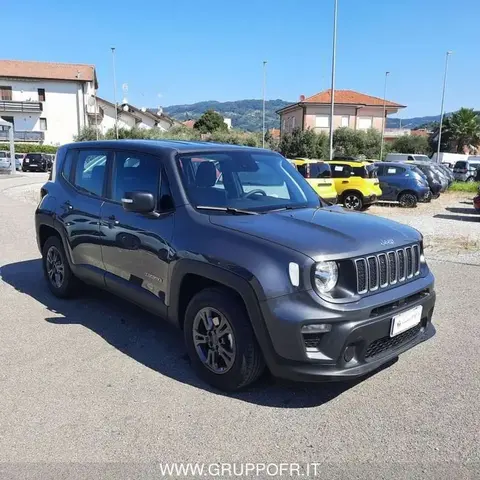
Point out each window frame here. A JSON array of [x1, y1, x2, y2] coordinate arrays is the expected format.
[[341, 115, 349, 127], [315, 115, 330, 128], [357, 116, 373, 130], [0, 86, 12, 101], [39, 117, 47, 131], [38, 88, 46, 102]]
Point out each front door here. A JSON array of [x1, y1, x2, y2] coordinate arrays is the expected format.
[[57, 148, 110, 283], [100, 149, 174, 317]]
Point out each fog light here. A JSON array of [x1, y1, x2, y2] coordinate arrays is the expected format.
[[420, 253, 426, 263], [343, 345, 355, 363], [301, 324, 332, 334]]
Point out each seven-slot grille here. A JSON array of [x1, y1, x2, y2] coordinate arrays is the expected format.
[[354, 244, 421, 294]]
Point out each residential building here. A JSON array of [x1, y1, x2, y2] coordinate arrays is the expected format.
[[277, 90, 406, 136], [0, 59, 97, 145]]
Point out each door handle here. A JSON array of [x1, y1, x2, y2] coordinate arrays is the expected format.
[[342, 180, 349, 184]]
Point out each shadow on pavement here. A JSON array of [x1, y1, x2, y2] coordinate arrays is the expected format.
[[1, 259, 396, 408], [434, 213, 479, 223], [446, 207, 477, 215]]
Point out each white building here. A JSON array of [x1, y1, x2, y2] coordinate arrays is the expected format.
[[0, 59, 97, 145]]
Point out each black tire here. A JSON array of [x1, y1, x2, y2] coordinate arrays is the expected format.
[[361, 204, 371, 211], [184, 287, 265, 391], [398, 192, 417, 208], [342, 192, 363, 211], [42, 236, 78, 298], [466, 176, 475, 183]]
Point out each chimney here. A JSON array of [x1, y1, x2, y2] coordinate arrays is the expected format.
[[299, 94, 305, 102]]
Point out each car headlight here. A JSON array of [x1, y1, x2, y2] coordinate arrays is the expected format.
[[314, 261, 338, 294]]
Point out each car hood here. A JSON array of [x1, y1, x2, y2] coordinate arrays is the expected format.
[[209, 206, 421, 260]]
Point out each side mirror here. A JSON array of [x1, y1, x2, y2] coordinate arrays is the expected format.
[[122, 191, 155, 213]]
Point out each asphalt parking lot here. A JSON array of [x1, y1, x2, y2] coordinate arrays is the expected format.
[[0, 173, 479, 479]]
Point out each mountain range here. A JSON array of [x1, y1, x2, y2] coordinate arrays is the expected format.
[[162, 99, 444, 132]]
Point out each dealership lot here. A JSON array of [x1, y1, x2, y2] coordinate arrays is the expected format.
[[0, 174, 478, 478]]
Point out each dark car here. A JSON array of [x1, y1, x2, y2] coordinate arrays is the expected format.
[[409, 162, 443, 198], [35, 140, 436, 391], [22, 153, 48, 172], [375, 162, 430, 207]]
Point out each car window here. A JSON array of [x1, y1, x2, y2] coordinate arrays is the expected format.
[[331, 164, 351, 178], [0, 152, 5, 158], [352, 166, 368, 178], [309, 163, 331, 178], [375, 165, 385, 176], [62, 150, 75, 182], [454, 161, 467, 169], [111, 151, 160, 204], [74, 150, 107, 197], [385, 166, 405, 175]]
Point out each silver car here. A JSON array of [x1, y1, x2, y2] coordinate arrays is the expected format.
[[453, 160, 480, 182], [0, 151, 11, 170]]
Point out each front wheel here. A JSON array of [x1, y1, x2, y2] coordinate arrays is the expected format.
[[398, 192, 418, 208], [466, 176, 475, 183], [184, 288, 265, 391], [342, 193, 363, 211]]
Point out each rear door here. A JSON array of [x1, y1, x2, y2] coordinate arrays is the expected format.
[[57, 148, 109, 283], [99, 149, 174, 317]]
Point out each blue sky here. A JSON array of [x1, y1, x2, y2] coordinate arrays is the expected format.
[[4, 0, 479, 118]]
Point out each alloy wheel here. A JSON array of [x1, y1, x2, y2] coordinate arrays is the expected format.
[[192, 307, 236, 374], [400, 194, 416, 208], [46, 246, 65, 288], [344, 194, 361, 210]]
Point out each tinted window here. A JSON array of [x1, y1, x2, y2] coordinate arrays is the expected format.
[[158, 169, 174, 211], [62, 150, 75, 182], [309, 163, 331, 178], [177, 151, 319, 212], [331, 164, 351, 178], [0, 152, 5, 158], [352, 166, 368, 178], [375, 165, 385, 176], [26, 154, 43, 161], [111, 151, 160, 203], [74, 150, 107, 197], [454, 161, 467, 169]]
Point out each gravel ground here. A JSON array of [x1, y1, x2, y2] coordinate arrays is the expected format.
[[0, 175, 479, 479]]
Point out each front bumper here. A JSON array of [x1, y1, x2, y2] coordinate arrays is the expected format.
[[259, 272, 436, 382]]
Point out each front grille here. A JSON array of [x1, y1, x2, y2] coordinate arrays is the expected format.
[[354, 244, 420, 294], [365, 324, 422, 359]]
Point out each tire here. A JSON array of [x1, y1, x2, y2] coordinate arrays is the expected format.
[[184, 287, 265, 391], [342, 192, 363, 211], [361, 205, 371, 211], [42, 236, 78, 298], [398, 192, 417, 208], [466, 176, 475, 183]]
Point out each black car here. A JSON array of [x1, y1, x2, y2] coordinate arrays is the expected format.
[[410, 162, 443, 198], [35, 141, 436, 391], [375, 162, 431, 207], [22, 153, 48, 172]]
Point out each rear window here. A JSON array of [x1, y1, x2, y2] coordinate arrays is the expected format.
[[27, 154, 43, 160], [0, 152, 6, 158], [454, 161, 467, 169], [352, 166, 368, 178]]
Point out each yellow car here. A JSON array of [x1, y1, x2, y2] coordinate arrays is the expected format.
[[327, 160, 382, 210], [290, 158, 338, 204]]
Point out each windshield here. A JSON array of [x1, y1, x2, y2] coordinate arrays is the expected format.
[[177, 151, 321, 212], [454, 161, 467, 169], [413, 155, 430, 162]]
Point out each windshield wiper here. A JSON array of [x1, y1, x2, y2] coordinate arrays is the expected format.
[[196, 205, 260, 215], [267, 205, 311, 213]]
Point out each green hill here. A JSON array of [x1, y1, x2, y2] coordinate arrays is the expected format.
[[163, 99, 291, 132]]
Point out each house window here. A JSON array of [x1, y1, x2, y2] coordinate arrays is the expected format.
[[39, 118, 48, 130], [0, 86, 12, 101], [358, 117, 373, 130], [315, 115, 329, 128], [341, 116, 349, 127], [282, 119, 286, 132], [38, 88, 46, 102], [292, 116, 296, 129], [0, 116, 14, 130]]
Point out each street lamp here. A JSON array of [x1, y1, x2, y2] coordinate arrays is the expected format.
[[262, 61, 267, 149], [437, 51, 452, 162], [380, 71, 390, 161], [328, 0, 338, 160], [111, 47, 118, 140]]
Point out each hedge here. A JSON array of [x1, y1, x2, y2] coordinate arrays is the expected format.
[[0, 143, 58, 154]]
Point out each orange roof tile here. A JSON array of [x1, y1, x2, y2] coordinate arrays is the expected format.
[[0, 59, 97, 86], [182, 119, 196, 128], [303, 89, 404, 107]]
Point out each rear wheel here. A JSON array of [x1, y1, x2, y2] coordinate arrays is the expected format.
[[343, 192, 363, 211], [42, 236, 78, 298], [184, 287, 265, 391], [398, 192, 417, 208]]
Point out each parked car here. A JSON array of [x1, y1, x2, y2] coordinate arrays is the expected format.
[[35, 140, 436, 391], [22, 153, 48, 172], [434, 162, 454, 184], [453, 159, 480, 182], [385, 153, 431, 163], [409, 162, 443, 198], [15, 153, 26, 171], [290, 158, 338, 204], [375, 162, 430, 207], [0, 151, 11, 170], [474, 192, 480, 212], [327, 160, 382, 210]]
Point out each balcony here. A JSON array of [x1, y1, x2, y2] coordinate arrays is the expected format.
[[0, 130, 44, 142], [0, 100, 43, 113]]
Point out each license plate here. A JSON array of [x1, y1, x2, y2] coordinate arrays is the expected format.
[[390, 305, 422, 337], [30, 164, 37, 167]]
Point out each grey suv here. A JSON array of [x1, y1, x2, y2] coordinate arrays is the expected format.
[[35, 141, 436, 391]]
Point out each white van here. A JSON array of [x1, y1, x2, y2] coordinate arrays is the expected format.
[[385, 153, 431, 163]]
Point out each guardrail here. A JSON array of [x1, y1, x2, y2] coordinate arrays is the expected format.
[[0, 130, 44, 142]]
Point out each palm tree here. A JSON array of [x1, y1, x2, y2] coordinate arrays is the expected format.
[[443, 108, 480, 152]]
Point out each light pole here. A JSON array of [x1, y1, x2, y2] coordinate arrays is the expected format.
[[380, 71, 390, 161], [262, 60, 267, 149], [437, 51, 452, 162], [328, 0, 338, 160], [111, 47, 118, 139]]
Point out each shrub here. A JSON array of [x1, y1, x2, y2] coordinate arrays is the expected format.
[[0, 143, 58, 153], [449, 181, 480, 193]]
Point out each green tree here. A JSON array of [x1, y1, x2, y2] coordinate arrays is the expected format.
[[74, 126, 103, 141], [391, 135, 431, 155], [193, 110, 228, 134], [443, 108, 480, 152]]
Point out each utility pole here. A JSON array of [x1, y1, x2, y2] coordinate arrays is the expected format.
[[380, 71, 390, 161], [111, 47, 118, 139], [437, 51, 452, 162], [262, 61, 267, 148], [328, 0, 338, 160]]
